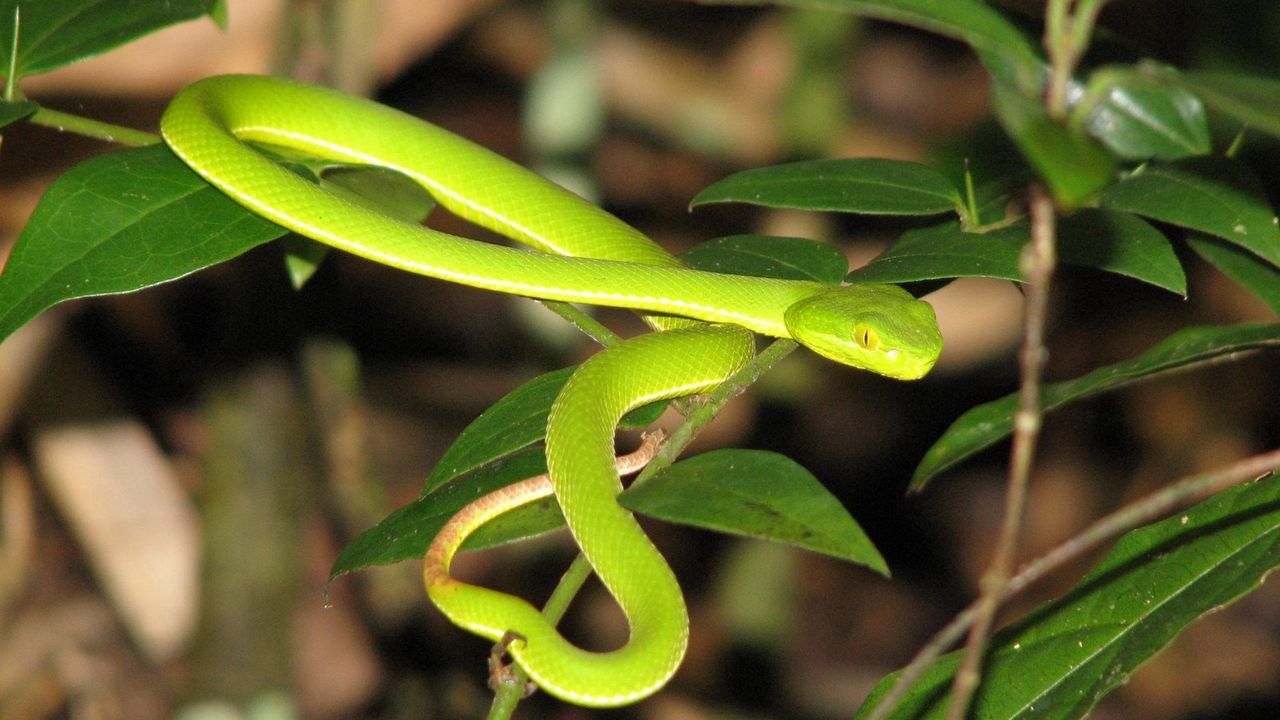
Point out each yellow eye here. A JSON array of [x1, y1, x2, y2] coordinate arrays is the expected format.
[[854, 324, 880, 350]]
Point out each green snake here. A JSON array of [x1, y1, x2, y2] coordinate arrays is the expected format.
[[160, 74, 943, 706]]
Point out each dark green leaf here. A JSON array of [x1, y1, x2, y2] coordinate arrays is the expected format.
[[691, 158, 963, 217], [911, 323, 1280, 490], [0, 98, 35, 128], [847, 211, 1185, 295], [330, 449, 566, 578], [857, 473, 1280, 719], [1179, 70, 1280, 141], [0, 144, 284, 345], [1186, 234, 1280, 315], [620, 449, 887, 574], [1056, 209, 1185, 295], [990, 78, 1115, 208], [423, 368, 573, 495], [681, 234, 848, 285], [1100, 157, 1280, 266], [1083, 69, 1211, 160], [693, 0, 1044, 90], [848, 222, 1027, 284], [422, 366, 665, 495], [0, 0, 218, 80]]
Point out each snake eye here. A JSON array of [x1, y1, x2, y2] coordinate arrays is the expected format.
[[854, 324, 880, 350]]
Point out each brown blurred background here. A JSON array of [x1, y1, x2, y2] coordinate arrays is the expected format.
[[1, 1, 1279, 718]]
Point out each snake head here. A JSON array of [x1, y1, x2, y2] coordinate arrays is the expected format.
[[784, 284, 942, 381]]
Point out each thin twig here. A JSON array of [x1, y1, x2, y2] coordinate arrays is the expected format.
[[487, 553, 594, 718], [862, 447, 1280, 720], [27, 107, 159, 147], [1043, 0, 1109, 119], [946, 186, 1056, 720], [538, 300, 623, 348]]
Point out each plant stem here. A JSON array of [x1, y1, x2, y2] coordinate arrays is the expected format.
[[487, 553, 595, 718], [863, 448, 1280, 720], [538, 300, 622, 348], [1043, 0, 1109, 119], [946, 185, 1056, 720], [27, 106, 159, 147], [4, 6, 18, 103]]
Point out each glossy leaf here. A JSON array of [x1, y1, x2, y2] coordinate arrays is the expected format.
[[1083, 69, 1211, 160], [848, 211, 1185, 295], [0, 144, 284, 345], [691, 158, 963, 217], [681, 234, 848, 285], [422, 366, 665, 495], [0, 98, 35, 127], [0, 0, 219, 81], [693, 0, 1044, 90], [423, 368, 574, 494], [620, 449, 888, 574], [1055, 209, 1185, 295], [1179, 70, 1280, 141], [1186, 234, 1280, 315], [911, 323, 1280, 490], [857, 473, 1280, 720], [330, 449, 565, 578], [990, 78, 1115, 208], [1100, 157, 1280, 266]]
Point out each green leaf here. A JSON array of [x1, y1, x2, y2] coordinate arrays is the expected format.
[[422, 366, 665, 495], [990, 78, 1115, 208], [692, 0, 1044, 90], [1082, 68, 1211, 160], [1186, 234, 1280, 315], [911, 323, 1280, 490], [619, 449, 887, 574], [316, 163, 436, 225], [330, 449, 566, 578], [0, 144, 284, 345], [1100, 157, 1280, 266], [691, 158, 963, 217], [0, 98, 35, 127], [0, 0, 218, 80], [256, 149, 436, 289], [1056, 209, 1185, 295], [847, 211, 1185, 295], [681, 234, 848, 285], [856, 473, 1280, 720], [423, 367, 573, 494], [1179, 70, 1280, 141]]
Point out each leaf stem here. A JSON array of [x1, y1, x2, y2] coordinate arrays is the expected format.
[[945, 185, 1056, 720], [26, 106, 159, 147], [538, 300, 622, 347], [862, 448, 1280, 720], [4, 6, 18, 102]]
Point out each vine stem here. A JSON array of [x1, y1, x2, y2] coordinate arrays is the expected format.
[[484, 337, 797, 719], [863, 446, 1280, 720], [26, 106, 159, 147], [945, 185, 1057, 720]]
